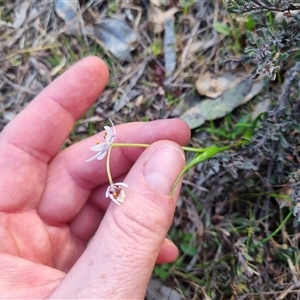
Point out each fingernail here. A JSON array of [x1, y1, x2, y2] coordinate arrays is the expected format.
[[144, 144, 184, 195]]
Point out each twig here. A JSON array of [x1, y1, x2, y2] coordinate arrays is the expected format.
[[241, 0, 300, 13], [279, 62, 300, 108], [277, 284, 300, 300], [274, 62, 300, 121], [253, 210, 293, 249], [182, 179, 209, 192], [0, 70, 37, 95], [113, 59, 149, 112]]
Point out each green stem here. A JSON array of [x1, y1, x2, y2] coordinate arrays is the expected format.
[[182, 146, 206, 153], [253, 210, 293, 249], [106, 146, 113, 185], [111, 143, 149, 148], [112, 143, 207, 153]]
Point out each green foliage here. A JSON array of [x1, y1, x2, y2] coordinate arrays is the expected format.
[[48, 54, 62, 67], [213, 22, 231, 35], [107, 0, 117, 15], [178, 0, 196, 15], [178, 232, 198, 256], [150, 39, 162, 56], [202, 113, 261, 141], [227, 0, 300, 80], [153, 263, 172, 280], [166, 93, 181, 106]]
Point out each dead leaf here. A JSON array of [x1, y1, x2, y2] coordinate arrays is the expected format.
[[195, 71, 248, 98], [93, 17, 137, 62], [251, 98, 270, 120], [12, 2, 30, 29], [242, 79, 265, 104], [275, 10, 300, 24], [114, 61, 148, 111], [30, 57, 50, 77], [181, 77, 253, 129], [55, 0, 81, 36], [146, 279, 182, 300], [189, 36, 223, 54], [164, 17, 177, 77], [135, 95, 144, 107], [149, 7, 179, 34], [149, 0, 168, 7], [55, 0, 78, 22], [275, 187, 292, 208]]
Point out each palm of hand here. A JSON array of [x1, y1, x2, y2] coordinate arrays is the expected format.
[[0, 157, 85, 271]]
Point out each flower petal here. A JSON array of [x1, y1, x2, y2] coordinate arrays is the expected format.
[[104, 126, 115, 143], [117, 189, 126, 203], [90, 142, 108, 152], [85, 153, 100, 162], [86, 120, 115, 162], [114, 182, 128, 187], [96, 151, 108, 160], [105, 183, 128, 205]]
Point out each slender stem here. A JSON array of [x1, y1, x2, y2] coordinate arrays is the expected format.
[[171, 168, 186, 198], [106, 146, 113, 185], [253, 210, 293, 249], [111, 143, 149, 148], [112, 143, 207, 153], [112, 142, 246, 152], [182, 146, 206, 152]]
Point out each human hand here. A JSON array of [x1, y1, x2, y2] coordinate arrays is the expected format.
[[0, 57, 190, 299]]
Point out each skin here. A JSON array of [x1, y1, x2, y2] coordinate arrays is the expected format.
[[0, 56, 191, 299]]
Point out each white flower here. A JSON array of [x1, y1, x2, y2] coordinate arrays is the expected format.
[[105, 183, 128, 205], [85, 119, 115, 162]]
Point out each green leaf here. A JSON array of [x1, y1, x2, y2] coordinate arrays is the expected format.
[[280, 135, 290, 148], [282, 18, 288, 31], [242, 112, 266, 140], [279, 52, 289, 60], [266, 11, 274, 28], [293, 53, 300, 62], [246, 16, 256, 31], [294, 124, 300, 132], [256, 29, 265, 38], [242, 252, 254, 262], [153, 264, 170, 280], [212, 22, 231, 35], [256, 37, 263, 48], [246, 31, 255, 44], [180, 244, 198, 256], [185, 145, 230, 170]]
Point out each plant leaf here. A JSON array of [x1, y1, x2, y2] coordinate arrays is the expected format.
[[213, 22, 231, 35]]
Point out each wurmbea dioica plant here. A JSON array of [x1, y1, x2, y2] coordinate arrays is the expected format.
[[85, 119, 247, 205]]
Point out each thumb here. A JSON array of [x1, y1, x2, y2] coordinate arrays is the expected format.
[[50, 141, 185, 299]]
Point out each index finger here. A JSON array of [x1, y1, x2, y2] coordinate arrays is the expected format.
[[0, 56, 109, 163]]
